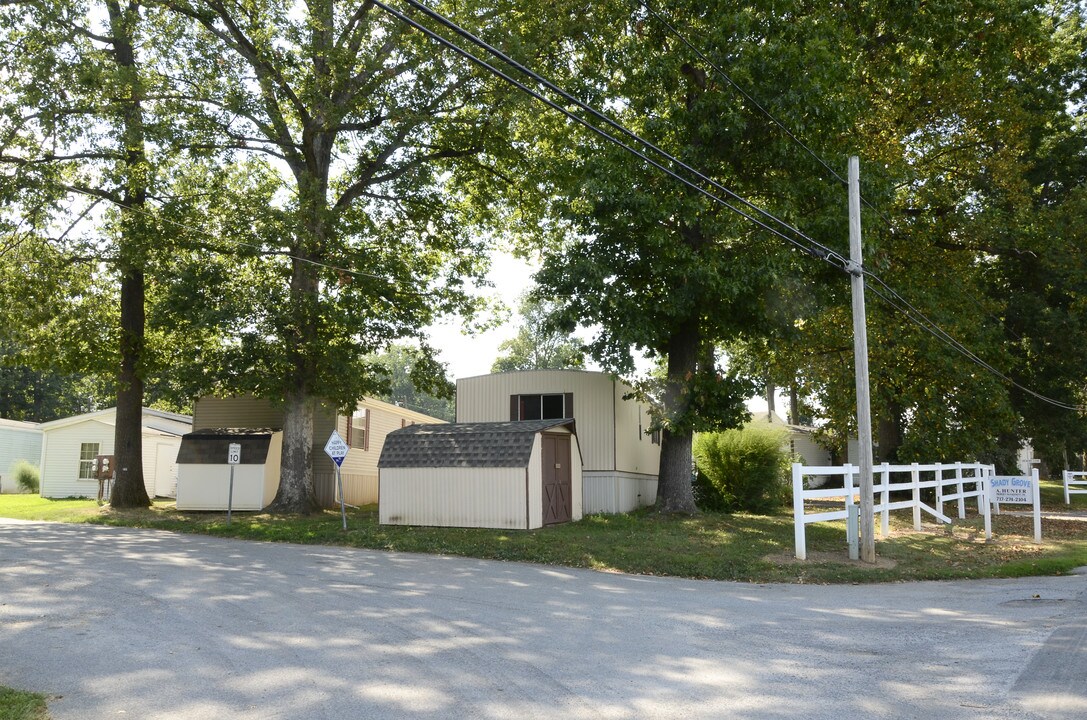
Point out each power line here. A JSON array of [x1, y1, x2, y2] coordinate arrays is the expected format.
[[373, 0, 1083, 413]]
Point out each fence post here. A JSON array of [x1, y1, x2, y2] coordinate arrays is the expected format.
[[879, 462, 890, 538], [982, 465, 992, 541], [911, 462, 921, 531], [936, 464, 945, 516], [1032, 468, 1042, 544], [1064, 470, 1071, 505], [793, 463, 806, 560], [955, 461, 966, 519]]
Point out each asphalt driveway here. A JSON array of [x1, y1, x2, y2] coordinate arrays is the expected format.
[[1, 519, 1084, 719]]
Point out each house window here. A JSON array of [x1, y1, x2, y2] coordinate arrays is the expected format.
[[651, 429, 661, 445], [512, 393, 571, 421], [348, 409, 368, 450], [78, 443, 100, 479]]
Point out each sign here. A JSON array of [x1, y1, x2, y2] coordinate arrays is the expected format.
[[324, 431, 349, 467], [990, 475, 1034, 504], [227, 442, 242, 466]]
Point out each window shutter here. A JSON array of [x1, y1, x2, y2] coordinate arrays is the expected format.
[[564, 392, 574, 419], [364, 410, 371, 451], [346, 415, 352, 446], [510, 395, 519, 421]]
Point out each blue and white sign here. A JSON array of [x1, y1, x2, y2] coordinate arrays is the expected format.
[[990, 475, 1034, 504], [324, 431, 349, 467]]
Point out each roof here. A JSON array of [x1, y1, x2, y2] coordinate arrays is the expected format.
[[0, 417, 41, 432], [379, 419, 576, 469], [38, 407, 193, 433], [177, 428, 279, 465]]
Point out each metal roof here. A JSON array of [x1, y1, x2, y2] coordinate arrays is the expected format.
[[378, 419, 576, 469]]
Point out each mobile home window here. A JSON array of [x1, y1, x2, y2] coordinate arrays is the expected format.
[[513, 393, 571, 421], [78, 443, 100, 479], [348, 409, 369, 450]]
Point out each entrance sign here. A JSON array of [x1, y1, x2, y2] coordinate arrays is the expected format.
[[324, 431, 349, 530], [989, 470, 1042, 544]]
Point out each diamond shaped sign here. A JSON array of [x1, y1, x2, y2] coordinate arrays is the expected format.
[[324, 431, 349, 467]]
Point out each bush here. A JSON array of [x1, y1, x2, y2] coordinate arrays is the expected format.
[[12, 461, 39, 494], [693, 425, 791, 512]]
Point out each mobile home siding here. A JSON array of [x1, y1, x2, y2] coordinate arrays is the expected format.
[[0, 422, 43, 493], [39, 420, 115, 498], [456, 370, 617, 471]]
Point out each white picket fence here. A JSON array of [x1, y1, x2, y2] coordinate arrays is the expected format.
[[792, 462, 994, 560], [1063, 471, 1087, 504]]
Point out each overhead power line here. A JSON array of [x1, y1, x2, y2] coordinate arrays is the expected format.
[[372, 0, 1083, 413]]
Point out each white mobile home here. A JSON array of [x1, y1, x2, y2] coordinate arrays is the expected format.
[[456, 370, 659, 513], [38, 408, 192, 499], [0, 418, 43, 493], [191, 395, 445, 507], [379, 419, 583, 529]]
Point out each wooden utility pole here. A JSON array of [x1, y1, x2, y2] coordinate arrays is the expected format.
[[848, 156, 876, 563]]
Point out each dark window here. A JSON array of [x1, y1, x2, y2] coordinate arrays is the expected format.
[[514, 393, 571, 421]]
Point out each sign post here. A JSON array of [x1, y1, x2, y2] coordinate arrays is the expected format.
[[226, 442, 241, 525], [324, 431, 349, 530], [989, 469, 1042, 543]]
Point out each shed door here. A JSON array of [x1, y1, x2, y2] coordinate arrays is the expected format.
[[542, 433, 571, 525]]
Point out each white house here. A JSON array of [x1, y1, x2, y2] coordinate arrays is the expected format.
[[190, 395, 445, 508], [0, 418, 43, 494], [456, 370, 660, 514], [38, 408, 192, 499]]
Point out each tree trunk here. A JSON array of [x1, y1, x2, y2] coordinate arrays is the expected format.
[[655, 319, 700, 514], [268, 383, 319, 513], [106, 0, 149, 509]]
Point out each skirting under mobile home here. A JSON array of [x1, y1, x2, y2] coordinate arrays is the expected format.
[[379, 419, 583, 530]]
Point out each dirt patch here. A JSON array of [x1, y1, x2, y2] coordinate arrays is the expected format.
[[764, 550, 898, 569]]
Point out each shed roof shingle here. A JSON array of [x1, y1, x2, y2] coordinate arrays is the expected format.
[[378, 419, 575, 469]]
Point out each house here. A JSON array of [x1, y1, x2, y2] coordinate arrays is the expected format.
[[379, 419, 583, 529], [455, 370, 659, 514], [38, 408, 193, 499], [190, 395, 445, 508], [0, 418, 43, 494], [747, 410, 833, 467]]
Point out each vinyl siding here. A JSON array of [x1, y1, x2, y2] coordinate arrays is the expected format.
[[611, 383, 661, 476], [0, 425, 43, 494], [583, 470, 658, 514], [39, 420, 115, 498], [456, 370, 619, 471]]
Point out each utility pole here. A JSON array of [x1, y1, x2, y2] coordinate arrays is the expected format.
[[848, 156, 876, 563]]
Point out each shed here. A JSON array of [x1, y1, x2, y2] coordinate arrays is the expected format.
[[192, 395, 445, 507], [378, 419, 583, 530], [38, 408, 192, 499], [456, 370, 658, 513], [0, 418, 43, 494], [175, 428, 282, 511]]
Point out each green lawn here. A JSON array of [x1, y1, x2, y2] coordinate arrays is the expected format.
[[0, 687, 49, 720], [2, 478, 1085, 584]]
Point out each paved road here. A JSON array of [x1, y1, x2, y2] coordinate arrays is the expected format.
[[1, 520, 1084, 720]]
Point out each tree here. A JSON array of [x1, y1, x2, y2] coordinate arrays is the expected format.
[[492, 294, 585, 372], [153, 0, 519, 511], [369, 343, 455, 422], [0, 0, 195, 506], [511, 0, 860, 512]]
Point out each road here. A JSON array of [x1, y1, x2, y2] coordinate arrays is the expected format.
[[1, 520, 1084, 719]]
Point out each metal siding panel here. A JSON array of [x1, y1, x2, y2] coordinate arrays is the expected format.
[[612, 379, 661, 477], [192, 396, 285, 431], [0, 428, 43, 493], [379, 467, 528, 529], [582, 470, 658, 513], [528, 435, 543, 529]]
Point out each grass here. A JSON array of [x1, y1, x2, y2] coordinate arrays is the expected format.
[[1, 478, 1084, 584], [0, 687, 50, 720]]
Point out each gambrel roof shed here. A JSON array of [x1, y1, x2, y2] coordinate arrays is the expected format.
[[378, 419, 579, 469]]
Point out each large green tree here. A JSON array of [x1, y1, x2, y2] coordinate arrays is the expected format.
[[153, 0, 519, 511], [491, 294, 586, 373]]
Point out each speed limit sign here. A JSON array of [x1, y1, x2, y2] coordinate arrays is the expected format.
[[227, 442, 241, 465]]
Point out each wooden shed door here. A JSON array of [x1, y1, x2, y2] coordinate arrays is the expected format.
[[542, 434, 572, 524]]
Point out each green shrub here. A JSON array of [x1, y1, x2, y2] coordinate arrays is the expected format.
[[693, 425, 791, 512], [12, 461, 39, 494]]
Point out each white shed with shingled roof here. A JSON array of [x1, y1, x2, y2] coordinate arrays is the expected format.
[[378, 419, 583, 530]]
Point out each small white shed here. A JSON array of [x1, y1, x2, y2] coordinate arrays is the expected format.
[[0, 418, 43, 493], [175, 429, 282, 511], [378, 419, 583, 530], [38, 408, 191, 499]]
